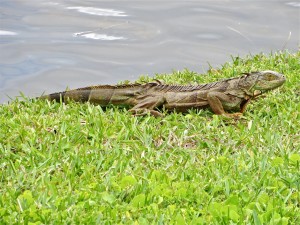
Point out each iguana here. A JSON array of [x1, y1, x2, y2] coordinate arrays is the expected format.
[[40, 70, 286, 118]]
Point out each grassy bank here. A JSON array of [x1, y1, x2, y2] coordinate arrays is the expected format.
[[0, 51, 299, 224]]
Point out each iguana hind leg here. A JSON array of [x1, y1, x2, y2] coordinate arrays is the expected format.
[[129, 95, 165, 117]]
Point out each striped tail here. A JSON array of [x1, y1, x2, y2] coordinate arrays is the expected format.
[[40, 91, 66, 102], [39, 89, 92, 103]]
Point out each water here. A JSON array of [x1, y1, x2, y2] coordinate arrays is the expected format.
[[0, 0, 299, 103]]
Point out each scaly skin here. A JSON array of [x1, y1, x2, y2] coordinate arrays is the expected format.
[[40, 70, 286, 117]]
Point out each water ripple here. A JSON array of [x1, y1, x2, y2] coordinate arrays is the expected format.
[[76, 33, 126, 40], [0, 30, 17, 35], [67, 6, 127, 17], [286, 2, 300, 7]]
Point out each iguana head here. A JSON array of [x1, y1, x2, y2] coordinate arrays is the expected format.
[[241, 70, 286, 94]]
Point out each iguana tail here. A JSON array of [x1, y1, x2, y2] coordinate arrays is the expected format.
[[39, 88, 93, 103], [39, 84, 143, 105]]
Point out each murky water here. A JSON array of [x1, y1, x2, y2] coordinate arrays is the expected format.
[[0, 0, 299, 102]]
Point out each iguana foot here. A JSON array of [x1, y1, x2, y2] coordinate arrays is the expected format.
[[222, 112, 243, 119], [129, 108, 163, 117]]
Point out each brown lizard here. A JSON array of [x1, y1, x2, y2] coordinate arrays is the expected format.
[[39, 70, 286, 118]]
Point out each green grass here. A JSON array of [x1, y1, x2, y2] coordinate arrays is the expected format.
[[0, 51, 299, 224]]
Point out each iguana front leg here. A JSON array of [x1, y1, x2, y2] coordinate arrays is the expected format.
[[129, 95, 166, 117], [207, 92, 244, 118], [240, 98, 252, 113]]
